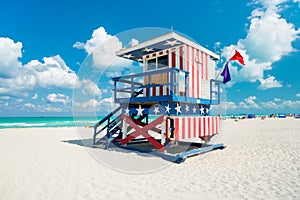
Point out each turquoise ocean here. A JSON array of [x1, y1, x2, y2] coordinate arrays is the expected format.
[[0, 117, 105, 129]]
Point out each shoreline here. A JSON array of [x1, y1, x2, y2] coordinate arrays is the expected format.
[[0, 116, 299, 130]]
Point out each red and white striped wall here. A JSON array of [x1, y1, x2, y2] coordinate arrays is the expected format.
[[144, 45, 212, 99], [185, 44, 210, 99], [146, 85, 169, 97], [167, 116, 220, 141]]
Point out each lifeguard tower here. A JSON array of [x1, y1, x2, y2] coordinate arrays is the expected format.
[[93, 32, 224, 163]]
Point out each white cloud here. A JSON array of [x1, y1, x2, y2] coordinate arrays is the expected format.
[[75, 79, 102, 97], [32, 93, 38, 100], [250, 0, 289, 8], [221, 1, 300, 89], [0, 37, 78, 96], [239, 96, 261, 109], [296, 93, 300, 97], [73, 99, 98, 112], [24, 55, 77, 89], [22, 103, 64, 113], [241, 8, 299, 63], [73, 27, 121, 67], [90, 37, 123, 69], [0, 96, 10, 100], [73, 27, 113, 54], [129, 38, 139, 46], [73, 97, 118, 113], [44, 107, 62, 112], [282, 99, 300, 107], [46, 93, 70, 104], [99, 97, 114, 105], [223, 101, 238, 110], [24, 103, 36, 109], [234, 98, 300, 111], [0, 37, 22, 77], [261, 100, 280, 108], [293, 0, 300, 7], [258, 75, 282, 90], [73, 26, 134, 70]]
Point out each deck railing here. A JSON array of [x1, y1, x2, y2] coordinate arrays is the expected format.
[[112, 68, 189, 103]]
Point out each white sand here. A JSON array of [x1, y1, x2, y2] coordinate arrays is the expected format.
[[0, 118, 299, 199]]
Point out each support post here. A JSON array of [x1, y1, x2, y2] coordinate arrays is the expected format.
[[105, 118, 110, 150], [114, 81, 117, 102], [122, 118, 127, 139], [170, 71, 174, 97], [131, 77, 135, 97], [185, 72, 188, 102], [147, 74, 150, 100]]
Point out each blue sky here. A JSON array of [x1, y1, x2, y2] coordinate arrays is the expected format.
[[0, 0, 300, 117]]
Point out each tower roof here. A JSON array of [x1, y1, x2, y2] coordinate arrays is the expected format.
[[116, 32, 220, 62]]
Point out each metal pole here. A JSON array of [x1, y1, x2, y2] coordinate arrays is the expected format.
[[215, 48, 235, 80]]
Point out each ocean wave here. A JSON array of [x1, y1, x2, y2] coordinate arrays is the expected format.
[[0, 117, 100, 129], [0, 122, 47, 127]]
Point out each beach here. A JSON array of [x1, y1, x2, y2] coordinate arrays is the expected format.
[[0, 118, 299, 199]]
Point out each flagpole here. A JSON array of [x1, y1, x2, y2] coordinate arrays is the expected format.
[[215, 48, 235, 80], [215, 60, 229, 80]]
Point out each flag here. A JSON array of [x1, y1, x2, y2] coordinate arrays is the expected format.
[[220, 62, 231, 84], [230, 50, 245, 65]]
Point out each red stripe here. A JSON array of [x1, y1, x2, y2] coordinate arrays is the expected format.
[[199, 117, 201, 137], [175, 118, 179, 140], [185, 45, 189, 97], [203, 117, 206, 136], [207, 117, 211, 135], [159, 86, 163, 96], [180, 46, 183, 70], [216, 116, 219, 133], [188, 118, 191, 138], [187, 45, 190, 97], [166, 86, 169, 96], [172, 51, 176, 68], [194, 118, 197, 138], [152, 87, 156, 96], [212, 117, 215, 134], [186, 45, 189, 72], [182, 118, 185, 139], [146, 88, 149, 97]]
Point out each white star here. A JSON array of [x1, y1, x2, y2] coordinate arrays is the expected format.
[[136, 58, 143, 62], [136, 104, 144, 116], [123, 54, 134, 59], [175, 103, 181, 115], [200, 106, 204, 115], [164, 40, 180, 46], [165, 104, 171, 113], [205, 108, 209, 114], [124, 107, 130, 115], [143, 48, 154, 52], [192, 106, 197, 113], [153, 106, 160, 115], [185, 104, 189, 112]]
